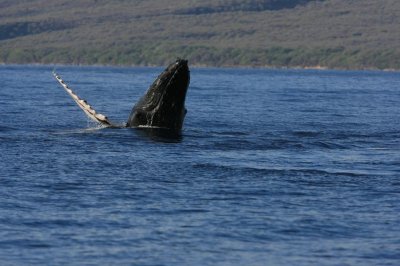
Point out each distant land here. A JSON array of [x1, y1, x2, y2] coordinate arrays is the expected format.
[[0, 0, 399, 70]]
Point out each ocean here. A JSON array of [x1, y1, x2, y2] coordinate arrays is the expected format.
[[0, 65, 399, 265]]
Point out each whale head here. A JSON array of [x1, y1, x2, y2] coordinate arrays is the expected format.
[[127, 59, 190, 131]]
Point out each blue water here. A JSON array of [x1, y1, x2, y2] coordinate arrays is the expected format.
[[0, 65, 399, 265]]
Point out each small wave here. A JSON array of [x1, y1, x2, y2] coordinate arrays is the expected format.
[[0, 239, 52, 249], [312, 141, 347, 149], [49, 128, 103, 135], [205, 137, 307, 151], [0, 125, 17, 132], [367, 147, 392, 151], [292, 130, 321, 137], [193, 163, 368, 178], [49, 182, 85, 191], [209, 130, 249, 137]]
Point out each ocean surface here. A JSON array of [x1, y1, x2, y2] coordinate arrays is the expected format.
[[0, 65, 399, 266]]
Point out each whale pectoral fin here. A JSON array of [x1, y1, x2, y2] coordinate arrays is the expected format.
[[53, 72, 116, 127]]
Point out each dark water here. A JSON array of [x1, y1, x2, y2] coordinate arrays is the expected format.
[[0, 65, 399, 265]]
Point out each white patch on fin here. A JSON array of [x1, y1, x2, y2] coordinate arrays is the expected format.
[[53, 72, 116, 127]]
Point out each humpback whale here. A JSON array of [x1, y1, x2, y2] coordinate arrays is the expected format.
[[53, 59, 190, 131]]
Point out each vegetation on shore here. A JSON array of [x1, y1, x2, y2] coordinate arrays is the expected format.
[[1, 45, 399, 70], [0, 0, 399, 69]]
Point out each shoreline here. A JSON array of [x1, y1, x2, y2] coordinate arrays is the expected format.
[[0, 61, 399, 72]]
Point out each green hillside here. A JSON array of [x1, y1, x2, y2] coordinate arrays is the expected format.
[[0, 0, 399, 69]]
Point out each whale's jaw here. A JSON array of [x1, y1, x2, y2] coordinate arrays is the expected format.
[[126, 59, 190, 131]]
